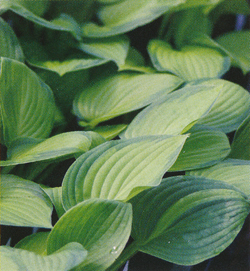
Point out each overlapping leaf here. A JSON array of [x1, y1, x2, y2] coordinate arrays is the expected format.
[[73, 72, 183, 127], [188, 159, 250, 198], [0, 243, 87, 271], [122, 83, 221, 138], [0, 174, 53, 228], [47, 199, 132, 271], [148, 39, 230, 81], [89, 125, 128, 140], [170, 129, 231, 171], [130, 176, 250, 265], [62, 135, 187, 209], [81, 0, 185, 37], [0, 57, 56, 146]]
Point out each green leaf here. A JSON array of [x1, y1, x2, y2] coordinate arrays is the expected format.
[[47, 199, 132, 271], [148, 39, 230, 81], [195, 79, 250, 133], [174, 0, 223, 10], [0, 131, 105, 166], [0, 243, 87, 271], [0, 18, 24, 61], [73, 72, 183, 127], [89, 124, 128, 140], [0, 174, 53, 228], [79, 35, 130, 67], [81, 0, 185, 37], [62, 135, 187, 209], [230, 115, 250, 160], [130, 176, 250, 265], [188, 159, 250, 198], [170, 129, 231, 171], [216, 30, 250, 74], [15, 232, 50, 255], [122, 83, 221, 138], [215, 0, 250, 15], [0, 57, 56, 147]]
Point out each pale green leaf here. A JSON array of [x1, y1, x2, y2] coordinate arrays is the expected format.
[[148, 39, 230, 81], [130, 176, 250, 265], [0, 131, 105, 166], [0, 174, 53, 228], [230, 115, 250, 160], [62, 135, 187, 209], [170, 129, 231, 171], [122, 83, 221, 139], [47, 199, 132, 271], [81, 0, 185, 37], [89, 124, 128, 140], [79, 35, 130, 66], [0, 18, 24, 61], [15, 232, 50, 255], [73, 72, 183, 127], [188, 159, 250, 198], [0, 243, 87, 271], [216, 30, 250, 74], [0, 57, 56, 147]]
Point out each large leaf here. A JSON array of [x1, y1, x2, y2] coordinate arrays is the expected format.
[[230, 115, 250, 160], [0, 131, 105, 166], [170, 129, 231, 171], [0, 174, 53, 228], [0, 243, 87, 271], [81, 0, 185, 37], [0, 18, 24, 61], [216, 30, 250, 74], [73, 72, 183, 127], [0, 57, 56, 147], [148, 39, 230, 81], [62, 135, 187, 209], [130, 176, 250, 265], [188, 159, 250, 198], [47, 199, 132, 271], [122, 83, 221, 138]]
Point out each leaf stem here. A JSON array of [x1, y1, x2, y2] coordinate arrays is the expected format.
[[107, 241, 139, 271]]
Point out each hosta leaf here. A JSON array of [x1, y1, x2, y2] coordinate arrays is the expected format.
[[0, 18, 24, 61], [47, 199, 132, 271], [170, 129, 231, 171], [0, 131, 105, 166], [216, 30, 250, 74], [148, 39, 230, 81], [122, 83, 221, 138], [0, 243, 87, 271], [79, 35, 130, 67], [216, 0, 250, 15], [188, 159, 250, 198], [0, 174, 53, 228], [89, 124, 128, 140], [81, 0, 185, 37], [0, 57, 56, 147], [73, 72, 183, 127], [62, 135, 187, 209], [15, 232, 50, 255], [230, 115, 250, 160], [195, 79, 250, 133], [174, 0, 222, 10], [130, 176, 250, 265]]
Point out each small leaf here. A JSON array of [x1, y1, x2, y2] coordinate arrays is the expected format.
[[73, 72, 183, 127], [0, 131, 105, 166], [62, 135, 187, 209], [0, 57, 56, 147], [130, 176, 250, 265], [0, 243, 87, 271], [0, 174, 53, 228], [148, 39, 230, 81], [188, 159, 250, 198], [0, 18, 24, 61], [47, 199, 132, 271], [230, 115, 250, 160], [122, 83, 221, 138], [89, 124, 128, 140], [170, 129, 231, 171]]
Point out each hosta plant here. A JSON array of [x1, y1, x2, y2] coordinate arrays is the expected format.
[[1, 0, 250, 270]]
